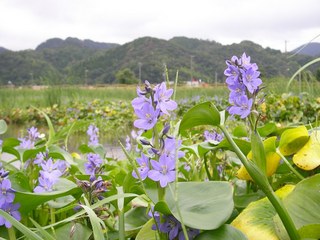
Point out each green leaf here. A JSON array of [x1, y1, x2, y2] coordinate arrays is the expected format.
[[278, 126, 309, 156], [195, 224, 248, 240], [298, 223, 320, 239], [54, 222, 92, 240], [80, 203, 106, 240], [0, 120, 7, 134], [135, 218, 158, 240], [166, 181, 234, 230], [0, 209, 42, 240], [250, 131, 266, 174], [13, 178, 81, 214], [29, 218, 56, 240], [257, 122, 278, 137], [284, 174, 320, 231], [231, 184, 295, 240], [179, 101, 221, 134], [22, 146, 46, 162]]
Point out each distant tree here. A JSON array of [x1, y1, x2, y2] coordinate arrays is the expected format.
[[115, 68, 138, 84]]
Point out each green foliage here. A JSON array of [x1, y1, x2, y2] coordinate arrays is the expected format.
[[115, 68, 139, 84]]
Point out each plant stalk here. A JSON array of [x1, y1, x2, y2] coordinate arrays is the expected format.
[[8, 227, 16, 240]]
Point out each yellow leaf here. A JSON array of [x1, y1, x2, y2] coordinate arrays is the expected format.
[[293, 130, 320, 170], [278, 126, 309, 156]]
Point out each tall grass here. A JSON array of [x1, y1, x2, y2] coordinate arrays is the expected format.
[[1, 78, 320, 111]]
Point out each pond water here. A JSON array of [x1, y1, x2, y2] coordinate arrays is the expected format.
[[1, 124, 127, 159]]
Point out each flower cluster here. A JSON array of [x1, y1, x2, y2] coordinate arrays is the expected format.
[[152, 213, 199, 240], [87, 124, 99, 146], [131, 81, 183, 188], [204, 130, 224, 143], [0, 163, 21, 228], [132, 81, 177, 130], [34, 156, 69, 193], [224, 53, 262, 118], [84, 153, 103, 180], [18, 126, 41, 149]]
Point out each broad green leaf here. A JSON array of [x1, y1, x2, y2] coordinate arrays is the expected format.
[[2, 138, 20, 148], [195, 224, 248, 240], [13, 178, 81, 214], [167, 181, 234, 230], [179, 101, 221, 134], [0, 209, 43, 240], [278, 126, 309, 156], [135, 218, 158, 240], [54, 222, 92, 240], [48, 145, 75, 165], [154, 200, 171, 215], [22, 146, 46, 162], [233, 124, 248, 138], [284, 174, 320, 232], [257, 122, 278, 137], [123, 207, 149, 232], [293, 130, 320, 170], [0, 119, 7, 134], [231, 185, 294, 240], [298, 223, 320, 239]]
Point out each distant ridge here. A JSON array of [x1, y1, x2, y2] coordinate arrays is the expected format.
[[291, 42, 320, 57], [0, 46, 9, 53], [0, 36, 315, 85], [36, 37, 119, 51]]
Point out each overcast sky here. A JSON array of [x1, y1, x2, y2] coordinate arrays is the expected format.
[[1, 0, 319, 52]]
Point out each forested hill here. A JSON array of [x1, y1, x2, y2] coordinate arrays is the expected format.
[[0, 36, 316, 85]]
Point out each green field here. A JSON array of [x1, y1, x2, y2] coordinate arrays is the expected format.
[[1, 77, 319, 110]]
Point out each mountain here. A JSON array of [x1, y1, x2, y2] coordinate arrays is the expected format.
[[36, 37, 119, 51], [0, 36, 315, 85], [291, 42, 320, 57], [0, 47, 9, 53]]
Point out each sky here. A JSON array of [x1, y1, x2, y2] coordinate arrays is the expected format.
[[1, 0, 320, 52]]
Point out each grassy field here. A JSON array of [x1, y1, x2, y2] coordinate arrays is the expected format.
[[0, 78, 319, 110]]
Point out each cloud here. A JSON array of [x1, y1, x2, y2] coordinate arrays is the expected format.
[[0, 0, 319, 51]]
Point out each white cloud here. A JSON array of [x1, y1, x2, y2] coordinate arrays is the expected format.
[[0, 0, 319, 51]]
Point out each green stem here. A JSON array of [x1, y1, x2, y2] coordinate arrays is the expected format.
[[7, 227, 16, 240], [219, 125, 300, 240], [203, 153, 212, 180], [118, 209, 125, 240], [50, 207, 55, 225], [276, 149, 305, 180]]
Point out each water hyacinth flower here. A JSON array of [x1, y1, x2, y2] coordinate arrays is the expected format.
[[18, 126, 41, 149], [148, 154, 175, 188], [154, 82, 177, 115], [0, 202, 21, 228], [87, 124, 99, 146], [84, 153, 103, 177], [132, 153, 150, 180], [0, 179, 15, 206], [134, 103, 160, 130], [224, 53, 262, 119], [204, 130, 224, 143]]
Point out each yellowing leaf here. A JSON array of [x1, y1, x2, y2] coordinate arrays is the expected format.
[[279, 126, 309, 156], [231, 185, 295, 240], [237, 137, 281, 181], [293, 130, 320, 170]]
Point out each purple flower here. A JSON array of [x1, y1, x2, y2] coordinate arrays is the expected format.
[[0, 202, 21, 228], [125, 135, 131, 151], [18, 126, 40, 149], [204, 130, 224, 143], [87, 125, 99, 146], [0, 139, 3, 147], [160, 215, 181, 240], [241, 67, 262, 94], [40, 158, 63, 182], [132, 153, 150, 180], [28, 126, 40, 140], [131, 87, 151, 110], [154, 82, 177, 115], [134, 103, 160, 130], [148, 154, 175, 188], [34, 152, 47, 166], [228, 95, 253, 119], [84, 153, 103, 175], [34, 176, 55, 192], [162, 138, 185, 160], [0, 179, 15, 206]]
